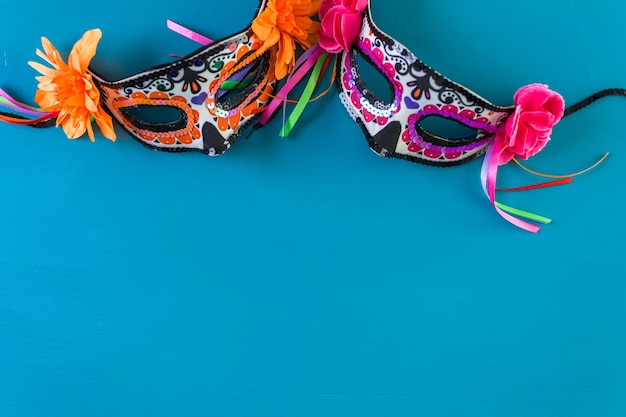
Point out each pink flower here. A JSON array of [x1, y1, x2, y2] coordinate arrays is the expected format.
[[494, 84, 565, 165], [318, 0, 368, 53]]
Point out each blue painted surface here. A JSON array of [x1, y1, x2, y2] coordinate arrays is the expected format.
[[0, 1, 625, 416]]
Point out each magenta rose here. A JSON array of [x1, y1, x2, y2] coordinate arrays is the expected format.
[[318, 0, 368, 53], [494, 84, 565, 166]]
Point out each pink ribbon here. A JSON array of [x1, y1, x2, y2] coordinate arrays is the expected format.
[[257, 44, 326, 126], [0, 87, 55, 117], [166, 20, 213, 46], [480, 142, 544, 233]]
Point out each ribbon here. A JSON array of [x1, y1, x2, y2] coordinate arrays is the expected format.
[[166, 20, 213, 46], [0, 88, 57, 125], [258, 44, 326, 127], [480, 142, 552, 233], [278, 51, 329, 137]]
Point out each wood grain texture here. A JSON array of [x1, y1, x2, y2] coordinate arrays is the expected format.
[[0, 1, 625, 416]]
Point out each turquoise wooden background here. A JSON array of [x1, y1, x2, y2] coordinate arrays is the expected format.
[[1, 1, 625, 416]]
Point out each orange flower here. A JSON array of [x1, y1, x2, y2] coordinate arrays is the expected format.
[[252, 0, 321, 80], [28, 29, 116, 142]]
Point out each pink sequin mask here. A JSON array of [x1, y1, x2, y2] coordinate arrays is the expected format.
[[330, 3, 513, 166]]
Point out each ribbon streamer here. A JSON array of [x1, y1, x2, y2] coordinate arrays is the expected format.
[[497, 178, 573, 192], [0, 88, 57, 125], [166, 20, 213, 46], [279, 52, 329, 137], [258, 44, 326, 127], [481, 142, 551, 233]]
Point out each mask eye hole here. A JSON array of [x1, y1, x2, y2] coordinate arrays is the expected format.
[[418, 115, 481, 141], [414, 114, 485, 146], [120, 105, 187, 132], [352, 48, 395, 105], [215, 52, 270, 111]]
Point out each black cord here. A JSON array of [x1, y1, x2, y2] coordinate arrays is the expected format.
[[564, 88, 626, 118]]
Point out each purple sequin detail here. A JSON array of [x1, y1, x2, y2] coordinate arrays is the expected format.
[[408, 109, 497, 153]]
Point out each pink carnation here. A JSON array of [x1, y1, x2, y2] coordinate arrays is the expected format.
[[494, 84, 565, 166], [318, 0, 368, 53]]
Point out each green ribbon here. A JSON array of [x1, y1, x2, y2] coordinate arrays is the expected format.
[[279, 52, 329, 138], [219, 80, 252, 90], [495, 201, 552, 224]]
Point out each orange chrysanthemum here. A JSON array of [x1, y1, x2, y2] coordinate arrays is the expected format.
[[28, 29, 116, 142], [252, 0, 321, 80]]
